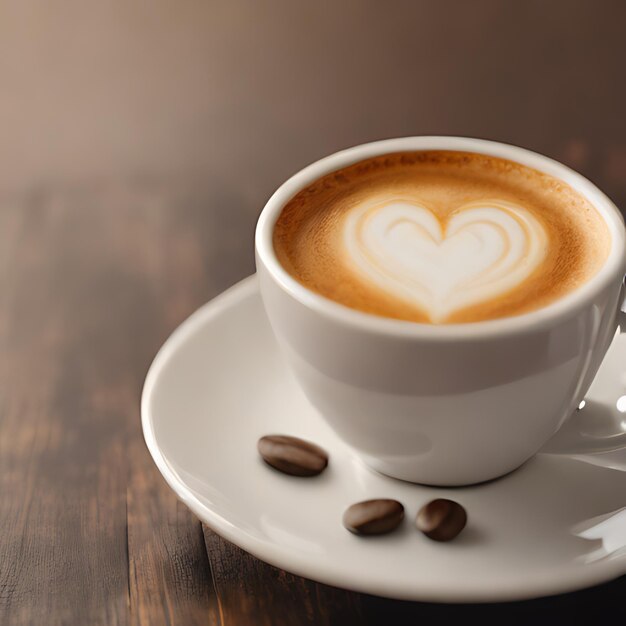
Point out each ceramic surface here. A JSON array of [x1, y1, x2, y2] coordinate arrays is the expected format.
[[256, 137, 626, 485], [142, 276, 626, 602]]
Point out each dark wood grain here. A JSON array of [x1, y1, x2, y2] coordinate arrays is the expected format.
[[1, 1, 625, 624], [127, 424, 220, 625], [370, 576, 626, 624], [0, 199, 131, 625], [203, 529, 364, 626], [0, 187, 227, 625]]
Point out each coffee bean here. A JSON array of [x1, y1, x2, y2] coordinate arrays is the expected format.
[[343, 499, 404, 535], [415, 499, 467, 541], [257, 435, 328, 477]]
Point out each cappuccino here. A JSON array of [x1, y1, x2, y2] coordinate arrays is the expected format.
[[273, 151, 610, 324]]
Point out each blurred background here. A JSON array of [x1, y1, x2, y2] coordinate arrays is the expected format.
[[2, 1, 626, 623], [2, 1, 625, 212]]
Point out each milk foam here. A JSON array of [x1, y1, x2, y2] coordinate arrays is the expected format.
[[343, 199, 548, 322], [273, 151, 609, 324]]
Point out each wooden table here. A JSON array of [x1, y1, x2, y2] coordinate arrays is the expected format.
[[1, 2, 625, 624]]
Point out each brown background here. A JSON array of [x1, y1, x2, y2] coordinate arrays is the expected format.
[[1, 1, 624, 624]]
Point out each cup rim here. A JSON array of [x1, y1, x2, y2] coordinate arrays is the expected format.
[[255, 136, 626, 340]]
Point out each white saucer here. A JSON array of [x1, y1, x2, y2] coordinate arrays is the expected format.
[[142, 275, 626, 603]]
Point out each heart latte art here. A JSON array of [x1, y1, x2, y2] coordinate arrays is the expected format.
[[273, 151, 609, 324], [343, 200, 548, 322]]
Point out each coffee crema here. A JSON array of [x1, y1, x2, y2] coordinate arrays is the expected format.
[[273, 151, 610, 324]]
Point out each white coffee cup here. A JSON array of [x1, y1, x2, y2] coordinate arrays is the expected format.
[[255, 137, 626, 486]]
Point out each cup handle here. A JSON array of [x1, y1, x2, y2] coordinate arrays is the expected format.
[[619, 306, 626, 335], [541, 287, 626, 456]]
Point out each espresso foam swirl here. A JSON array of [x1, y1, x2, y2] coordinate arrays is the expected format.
[[272, 151, 610, 324], [343, 199, 548, 322]]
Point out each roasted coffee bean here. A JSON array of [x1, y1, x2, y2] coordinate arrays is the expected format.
[[257, 435, 328, 477], [343, 499, 405, 535], [415, 499, 467, 541]]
